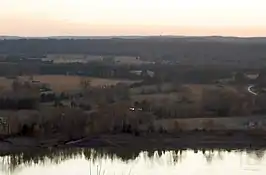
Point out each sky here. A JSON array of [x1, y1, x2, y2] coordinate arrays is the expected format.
[[0, 0, 266, 37]]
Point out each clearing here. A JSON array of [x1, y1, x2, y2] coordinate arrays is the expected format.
[[0, 75, 138, 93]]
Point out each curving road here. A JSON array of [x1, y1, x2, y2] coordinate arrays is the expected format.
[[248, 85, 258, 96]]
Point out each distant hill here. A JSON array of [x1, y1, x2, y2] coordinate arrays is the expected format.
[[0, 35, 148, 40], [1, 36, 266, 68], [1, 35, 266, 42], [0, 36, 24, 40]]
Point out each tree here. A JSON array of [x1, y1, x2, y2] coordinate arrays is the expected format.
[[202, 88, 239, 116], [139, 100, 151, 111], [80, 78, 91, 90], [12, 79, 20, 91], [234, 72, 246, 84]]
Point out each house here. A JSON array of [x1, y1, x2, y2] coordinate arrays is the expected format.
[[130, 70, 155, 77], [245, 73, 259, 80]]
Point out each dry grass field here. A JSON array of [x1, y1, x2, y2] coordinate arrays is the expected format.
[[0, 77, 13, 90], [132, 93, 181, 105], [129, 83, 240, 110], [44, 54, 153, 65], [184, 84, 239, 102], [0, 75, 137, 93]]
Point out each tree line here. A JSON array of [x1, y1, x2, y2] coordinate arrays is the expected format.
[[0, 38, 266, 67]]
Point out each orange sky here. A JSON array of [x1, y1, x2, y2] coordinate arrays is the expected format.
[[1, 18, 265, 37], [1, 0, 266, 36]]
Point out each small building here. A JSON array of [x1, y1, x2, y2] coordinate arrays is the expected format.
[[130, 70, 154, 78], [246, 73, 259, 80]]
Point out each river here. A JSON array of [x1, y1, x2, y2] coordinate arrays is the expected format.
[[0, 148, 266, 175]]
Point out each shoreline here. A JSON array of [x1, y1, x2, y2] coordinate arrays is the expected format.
[[1, 131, 266, 155], [69, 132, 266, 150]]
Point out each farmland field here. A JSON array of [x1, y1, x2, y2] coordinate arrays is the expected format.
[[0, 75, 138, 92]]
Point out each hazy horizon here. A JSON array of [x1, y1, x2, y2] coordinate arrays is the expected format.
[[1, 0, 266, 37]]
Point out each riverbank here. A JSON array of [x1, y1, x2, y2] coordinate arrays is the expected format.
[[69, 131, 266, 150], [1, 131, 266, 155]]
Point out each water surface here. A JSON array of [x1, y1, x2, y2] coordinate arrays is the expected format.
[[0, 149, 266, 175]]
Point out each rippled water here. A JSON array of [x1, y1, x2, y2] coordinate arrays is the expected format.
[[0, 149, 266, 175]]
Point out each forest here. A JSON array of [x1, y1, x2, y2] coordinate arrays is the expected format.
[[0, 38, 266, 68]]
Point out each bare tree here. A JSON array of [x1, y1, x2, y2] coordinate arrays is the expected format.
[[80, 78, 91, 90]]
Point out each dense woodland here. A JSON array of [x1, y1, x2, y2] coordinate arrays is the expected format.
[[1, 37, 266, 95], [0, 61, 250, 84], [0, 38, 266, 68]]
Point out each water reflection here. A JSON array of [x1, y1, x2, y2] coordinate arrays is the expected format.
[[0, 148, 266, 175]]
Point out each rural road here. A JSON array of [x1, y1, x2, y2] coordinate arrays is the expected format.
[[248, 85, 258, 96]]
